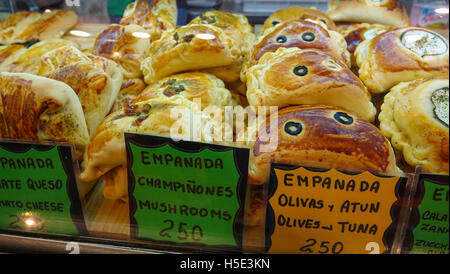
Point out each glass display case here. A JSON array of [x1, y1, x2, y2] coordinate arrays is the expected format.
[[0, 0, 448, 256]]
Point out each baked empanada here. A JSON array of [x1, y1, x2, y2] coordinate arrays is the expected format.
[[242, 19, 351, 79], [355, 27, 449, 94], [0, 11, 41, 44], [134, 72, 233, 108], [43, 46, 123, 136], [0, 44, 26, 71], [109, 78, 147, 114], [246, 47, 376, 122], [93, 24, 151, 79], [120, 0, 177, 41], [141, 24, 241, 85], [188, 10, 256, 83], [327, 0, 410, 27], [260, 6, 337, 36], [379, 77, 449, 174], [0, 72, 89, 157]]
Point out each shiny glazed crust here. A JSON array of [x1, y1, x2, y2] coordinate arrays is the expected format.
[[246, 47, 376, 122], [260, 6, 337, 36], [379, 77, 449, 174], [134, 72, 233, 108], [141, 24, 241, 85], [247, 104, 400, 185], [355, 27, 449, 94], [327, 0, 411, 27], [0, 44, 27, 71], [93, 24, 151, 79], [0, 72, 89, 157]]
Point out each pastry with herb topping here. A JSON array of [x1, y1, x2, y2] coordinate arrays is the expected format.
[[379, 77, 449, 174], [355, 27, 449, 94]]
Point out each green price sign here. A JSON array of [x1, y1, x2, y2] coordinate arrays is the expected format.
[[125, 133, 249, 251], [0, 141, 87, 236], [410, 174, 449, 254]]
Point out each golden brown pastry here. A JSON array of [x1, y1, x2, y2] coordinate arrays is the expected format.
[[4, 39, 79, 75], [188, 10, 256, 83], [0, 72, 89, 157], [342, 23, 394, 66], [12, 10, 78, 43], [141, 24, 241, 85], [379, 77, 449, 175], [109, 78, 147, 114], [80, 96, 225, 200], [93, 24, 151, 79], [260, 6, 337, 36], [0, 11, 41, 44], [246, 47, 376, 122], [242, 19, 351, 79], [120, 0, 177, 41], [134, 72, 233, 108], [327, 0, 410, 27], [42, 46, 123, 136], [355, 27, 449, 94], [0, 44, 26, 71]]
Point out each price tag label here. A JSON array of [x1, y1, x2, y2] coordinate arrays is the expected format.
[[125, 133, 249, 251], [266, 164, 406, 254], [409, 174, 449, 254], [0, 140, 87, 236]]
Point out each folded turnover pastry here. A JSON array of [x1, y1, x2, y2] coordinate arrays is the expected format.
[[379, 77, 449, 174], [188, 10, 256, 83], [0, 72, 89, 157], [120, 0, 177, 41], [242, 19, 351, 79], [0, 44, 26, 71], [355, 27, 449, 94], [141, 24, 241, 85], [246, 47, 376, 122], [327, 0, 410, 27], [260, 6, 337, 37], [93, 24, 152, 79]]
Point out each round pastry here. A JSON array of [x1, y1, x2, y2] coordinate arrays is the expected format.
[[0, 72, 89, 158], [3, 39, 79, 75], [246, 47, 376, 122], [247, 104, 401, 185], [327, 0, 411, 27], [242, 19, 351, 79], [188, 10, 256, 83], [80, 96, 225, 200], [120, 0, 177, 41], [93, 24, 151, 79], [355, 27, 449, 94], [141, 24, 241, 85], [134, 72, 234, 109], [260, 6, 337, 36], [342, 23, 394, 66], [379, 77, 449, 175]]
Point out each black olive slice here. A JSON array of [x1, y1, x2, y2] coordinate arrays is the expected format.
[[334, 112, 354, 125], [293, 65, 308, 76], [284, 121, 303, 136]]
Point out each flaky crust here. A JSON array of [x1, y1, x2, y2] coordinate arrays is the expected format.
[[120, 0, 177, 41], [4, 39, 79, 75], [0, 44, 27, 71], [0, 72, 89, 157], [109, 78, 147, 114], [246, 47, 376, 122], [242, 19, 351, 79], [43, 46, 123, 136], [93, 24, 151, 79], [134, 72, 233, 108], [247, 105, 400, 185], [260, 6, 337, 36], [141, 24, 241, 85], [0, 11, 42, 44], [379, 77, 449, 174], [327, 0, 410, 27], [355, 27, 449, 94], [188, 10, 256, 83]]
